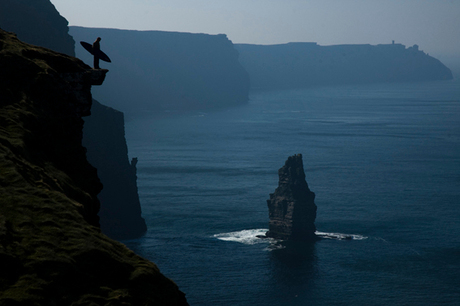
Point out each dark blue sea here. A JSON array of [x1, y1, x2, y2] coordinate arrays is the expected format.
[[122, 79, 460, 305]]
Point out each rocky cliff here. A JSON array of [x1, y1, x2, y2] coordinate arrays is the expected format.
[[70, 26, 250, 114], [0, 0, 148, 240], [266, 154, 318, 241], [0, 29, 188, 305], [235, 42, 453, 90], [83, 100, 147, 239], [0, 0, 75, 56]]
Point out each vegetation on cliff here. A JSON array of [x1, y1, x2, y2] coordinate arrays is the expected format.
[[0, 29, 188, 305]]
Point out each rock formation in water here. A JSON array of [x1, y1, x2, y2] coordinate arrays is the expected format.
[[0, 0, 75, 56], [235, 42, 453, 90], [0, 29, 188, 305], [70, 26, 250, 114], [266, 154, 318, 241], [83, 100, 147, 239]]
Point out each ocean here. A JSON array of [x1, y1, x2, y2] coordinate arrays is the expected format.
[[122, 79, 460, 305]]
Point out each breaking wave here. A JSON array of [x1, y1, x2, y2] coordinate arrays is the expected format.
[[213, 229, 273, 245], [213, 229, 368, 248], [315, 231, 368, 240]]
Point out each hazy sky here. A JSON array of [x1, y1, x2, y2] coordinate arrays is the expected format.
[[51, 0, 459, 60]]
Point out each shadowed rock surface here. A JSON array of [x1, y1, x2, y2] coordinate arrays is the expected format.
[[83, 100, 147, 239], [0, 29, 188, 305], [0, 0, 75, 56], [266, 154, 318, 241]]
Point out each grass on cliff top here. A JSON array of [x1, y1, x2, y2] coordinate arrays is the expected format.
[[0, 184, 182, 305], [0, 127, 177, 304], [0, 29, 88, 74]]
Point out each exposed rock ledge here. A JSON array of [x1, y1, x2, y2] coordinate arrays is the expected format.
[[265, 154, 318, 241], [59, 69, 108, 116], [0, 29, 187, 305]]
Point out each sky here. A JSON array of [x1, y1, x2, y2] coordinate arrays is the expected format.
[[50, 0, 459, 62]]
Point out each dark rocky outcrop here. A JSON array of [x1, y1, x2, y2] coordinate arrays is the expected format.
[[70, 26, 250, 114], [83, 100, 147, 239], [235, 42, 453, 90], [266, 154, 318, 241], [0, 0, 75, 56], [0, 29, 188, 305]]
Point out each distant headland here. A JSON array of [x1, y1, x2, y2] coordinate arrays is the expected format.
[[67, 25, 454, 113], [70, 26, 250, 114], [235, 42, 453, 90]]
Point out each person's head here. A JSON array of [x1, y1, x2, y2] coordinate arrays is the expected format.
[[96, 37, 101, 42]]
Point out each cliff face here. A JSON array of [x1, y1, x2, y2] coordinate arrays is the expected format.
[[0, 0, 75, 56], [266, 154, 317, 241], [83, 100, 147, 239], [235, 42, 453, 90], [70, 26, 250, 114], [0, 29, 187, 305]]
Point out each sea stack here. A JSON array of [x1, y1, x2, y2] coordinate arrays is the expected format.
[[266, 154, 318, 241]]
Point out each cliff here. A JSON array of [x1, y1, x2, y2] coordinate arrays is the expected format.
[[266, 154, 318, 241], [70, 26, 250, 114], [83, 100, 147, 239], [0, 29, 188, 305], [235, 42, 454, 90], [0, 0, 148, 240], [0, 0, 75, 56]]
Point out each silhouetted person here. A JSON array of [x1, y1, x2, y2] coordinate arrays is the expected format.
[[92, 37, 101, 69]]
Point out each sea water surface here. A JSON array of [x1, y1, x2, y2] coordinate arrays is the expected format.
[[123, 79, 460, 305]]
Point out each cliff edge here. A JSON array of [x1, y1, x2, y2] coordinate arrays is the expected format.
[[0, 0, 149, 240], [0, 29, 187, 305]]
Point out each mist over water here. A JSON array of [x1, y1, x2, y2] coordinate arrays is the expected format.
[[123, 79, 460, 305]]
